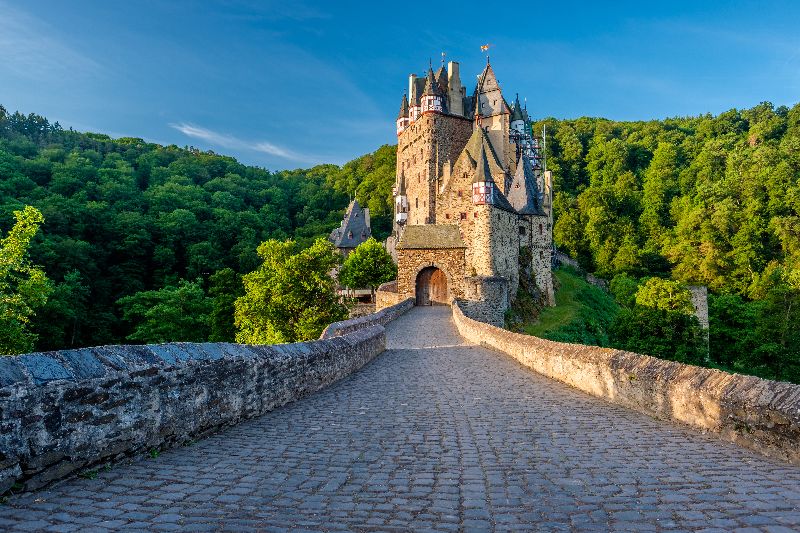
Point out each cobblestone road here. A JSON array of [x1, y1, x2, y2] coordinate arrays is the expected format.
[[2, 306, 800, 532]]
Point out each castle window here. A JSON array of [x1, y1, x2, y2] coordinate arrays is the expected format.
[[539, 223, 543, 235], [416, 198, 419, 208], [519, 226, 526, 236], [446, 213, 451, 219], [474, 212, 478, 218], [458, 190, 463, 197], [460, 212, 467, 220]]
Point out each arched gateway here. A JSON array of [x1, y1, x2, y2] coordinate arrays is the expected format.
[[415, 266, 448, 306]]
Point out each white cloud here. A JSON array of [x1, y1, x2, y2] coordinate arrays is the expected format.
[[0, 2, 99, 80], [169, 122, 314, 163]]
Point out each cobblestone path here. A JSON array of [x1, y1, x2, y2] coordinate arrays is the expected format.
[[3, 306, 800, 532]]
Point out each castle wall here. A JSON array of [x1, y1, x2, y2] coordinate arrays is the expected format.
[[460, 276, 509, 326], [521, 214, 555, 305], [396, 248, 465, 303], [397, 113, 472, 225]]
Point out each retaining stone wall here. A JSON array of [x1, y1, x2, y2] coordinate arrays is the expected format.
[[320, 298, 414, 339], [0, 326, 386, 493], [376, 281, 402, 311], [451, 302, 800, 465]]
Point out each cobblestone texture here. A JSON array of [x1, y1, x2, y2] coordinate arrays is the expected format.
[[3, 307, 800, 531]]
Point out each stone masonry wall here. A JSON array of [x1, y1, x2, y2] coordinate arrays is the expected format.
[[460, 276, 509, 327], [451, 302, 800, 465], [320, 298, 413, 339], [396, 248, 466, 302], [375, 281, 403, 311], [0, 327, 387, 493], [397, 113, 473, 226]]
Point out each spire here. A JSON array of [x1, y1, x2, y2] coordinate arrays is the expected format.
[[397, 93, 409, 119], [473, 141, 494, 185], [508, 154, 544, 215], [511, 93, 524, 122], [422, 66, 441, 96]]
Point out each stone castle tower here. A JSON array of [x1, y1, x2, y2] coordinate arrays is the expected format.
[[383, 57, 555, 324]]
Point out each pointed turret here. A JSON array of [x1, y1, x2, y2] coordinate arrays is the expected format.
[[396, 94, 410, 135], [472, 142, 495, 205], [508, 154, 545, 215], [511, 94, 524, 121], [421, 67, 444, 114]]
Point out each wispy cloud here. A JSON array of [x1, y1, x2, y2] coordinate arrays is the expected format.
[[169, 122, 315, 163], [0, 2, 99, 80]]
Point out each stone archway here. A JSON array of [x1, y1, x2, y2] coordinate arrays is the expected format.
[[415, 266, 449, 306]]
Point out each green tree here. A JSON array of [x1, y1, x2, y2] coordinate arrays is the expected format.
[[117, 279, 212, 343], [208, 268, 243, 342], [338, 237, 397, 302], [0, 206, 53, 354], [635, 277, 695, 314], [234, 238, 347, 344]]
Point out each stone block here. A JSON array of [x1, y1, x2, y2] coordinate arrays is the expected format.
[[0, 358, 28, 387], [60, 349, 107, 380], [18, 354, 74, 384]]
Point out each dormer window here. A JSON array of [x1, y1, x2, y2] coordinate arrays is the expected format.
[[348, 231, 353, 239]]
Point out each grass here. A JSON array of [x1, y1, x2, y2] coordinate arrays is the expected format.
[[521, 267, 618, 346], [524, 269, 588, 337]]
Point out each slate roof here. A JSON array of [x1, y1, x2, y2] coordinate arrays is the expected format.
[[398, 94, 409, 119], [422, 68, 442, 96], [508, 155, 545, 216], [462, 128, 516, 213], [435, 65, 448, 92], [329, 200, 371, 249], [396, 224, 466, 249], [511, 94, 524, 122]]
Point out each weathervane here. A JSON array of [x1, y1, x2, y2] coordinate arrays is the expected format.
[[441, 51, 446, 66], [480, 43, 493, 63]]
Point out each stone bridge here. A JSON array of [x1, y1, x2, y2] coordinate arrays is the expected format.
[[2, 307, 800, 531]]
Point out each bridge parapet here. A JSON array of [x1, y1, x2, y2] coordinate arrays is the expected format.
[[322, 297, 413, 338], [0, 327, 386, 493], [451, 301, 800, 465]]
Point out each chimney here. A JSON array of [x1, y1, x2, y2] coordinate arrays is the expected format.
[[364, 208, 371, 231], [447, 61, 464, 116]]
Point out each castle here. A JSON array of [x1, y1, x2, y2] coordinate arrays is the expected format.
[[381, 57, 555, 325]]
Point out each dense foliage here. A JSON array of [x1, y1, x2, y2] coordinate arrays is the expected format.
[[0, 206, 52, 354], [234, 238, 347, 344], [2, 100, 799, 382], [338, 237, 397, 301], [0, 105, 393, 349], [535, 102, 800, 382]]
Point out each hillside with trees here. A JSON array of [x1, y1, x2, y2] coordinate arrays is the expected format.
[[1, 101, 798, 382], [532, 102, 800, 382], [0, 105, 394, 350]]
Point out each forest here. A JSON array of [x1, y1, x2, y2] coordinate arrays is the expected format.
[[1, 101, 798, 382], [533, 102, 800, 382], [0, 105, 395, 351]]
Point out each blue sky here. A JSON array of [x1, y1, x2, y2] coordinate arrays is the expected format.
[[1, 0, 798, 170]]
